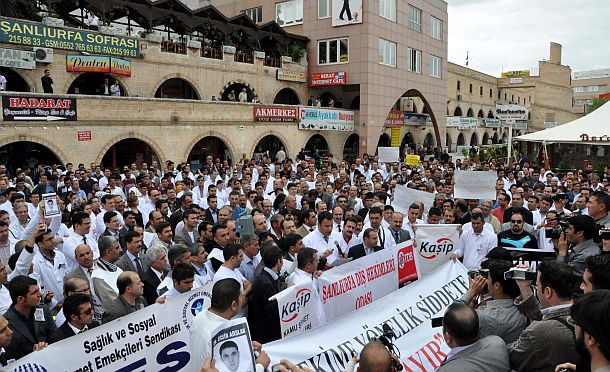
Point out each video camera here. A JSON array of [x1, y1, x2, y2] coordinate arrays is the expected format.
[[503, 267, 537, 281], [467, 268, 489, 279], [600, 228, 610, 241], [376, 323, 403, 371], [545, 217, 570, 240]]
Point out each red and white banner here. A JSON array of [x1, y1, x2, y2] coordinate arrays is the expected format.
[[264, 261, 469, 372], [415, 224, 460, 276], [273, 281, 324, 339], [310, 71, 347, 86]]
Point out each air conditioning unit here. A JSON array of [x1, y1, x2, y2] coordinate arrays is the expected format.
[[400, 97, 414, 112], [34, 48, 53, 63], [457, 93, 462, 101]]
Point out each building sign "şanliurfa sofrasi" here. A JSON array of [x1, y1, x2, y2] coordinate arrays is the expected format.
[[0, 17, 139, 58]]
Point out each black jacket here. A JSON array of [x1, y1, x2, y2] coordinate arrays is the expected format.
[[247, 270, 281, 343], [348, 244, 383, 260], [142, 268, 162, 306], [4, 304, 57, 360], [49, 320, 100, 344]]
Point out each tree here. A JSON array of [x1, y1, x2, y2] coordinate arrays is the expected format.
[[588, 98, 610, 113]]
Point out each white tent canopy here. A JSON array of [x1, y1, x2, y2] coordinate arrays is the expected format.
[[514, 101, 610, 144]]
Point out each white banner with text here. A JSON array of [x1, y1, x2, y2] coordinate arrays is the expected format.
[[415, 224, 460, 276]]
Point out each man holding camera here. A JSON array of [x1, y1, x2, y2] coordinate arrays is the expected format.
[[507, 259, 579, 372], [457, 260, 527, 344], [555, 215, 600, 278]]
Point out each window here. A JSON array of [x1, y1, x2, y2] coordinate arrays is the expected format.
[[318, 38, 349, 64], [489, 88, 493, 98], [242, 7, 262, 23], [407, 47, 421, 72], [586, 85, 599, 92], [276, 0, 303, 26], [379, 39, 396, 67], [469, 84, 473, 94], [408, 5, 422, 32], [504, 93, 507, 100], [573, 86, 584, 93], [429, 55, 441, 77], [457, 81, 461, 91], [380, 0, 396, 21], [318, 0, 330, 18], [480, 86, 483, 96], [430, 16, 442, 39], [511, 94, 514, 102]]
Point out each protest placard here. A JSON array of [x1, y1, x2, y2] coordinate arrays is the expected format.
[[392, 184, 436, 215], [42, 193, 60, 218], [405, 154, 421, 166], [415, 224, 460, 276], [377, 147, 400, 163], [272, 280, 324, 339], [211, 318, 256, 372], [7, 285, 212, 371], [453, 171, 498, 200], [264, 261, 469, 372]]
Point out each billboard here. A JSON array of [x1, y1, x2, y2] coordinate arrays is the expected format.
[[495, 104, 528, 121], [332, 0, 363, 27], [253, 106, 298, 122], [310, 71, 346, 87], [2, 95, 77, 121], [276, 69, 307, 83], [66, 55, 132, 76], [0, 47, 35, 69], [501, 70, 530, 78], [299, 108, 354, 131]]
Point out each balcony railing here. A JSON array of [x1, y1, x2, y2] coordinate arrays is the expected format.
[[161, 40, 187, 55], [234, 51, 254, 64], [264, 56, 281, 68], [201, 46, 223, 60]]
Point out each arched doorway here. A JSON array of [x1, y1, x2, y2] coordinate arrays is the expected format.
[[466, 108, 474, 117], [221, 82, 252, 102], [0, 141, 61, 173], [319, 92, 337, 107], [343, 133, 359, 162], [377, 133, 391, 148], [482, 132, 489, 146], [453, 107, 463, 116], [304, 134, 329, 157], [0, 68, 30, 92], [446, 132, 452, 149], [273, 88, 300, 105], [492, 132, 499, 144], [67, 73, 126, 96], [155, 78, 199, 100], [101, 139, 159, 169], [477, 109, 484, 118], [188, 136, 232, 166], [457, 133, 465, 146], [470, 133, 478, 146], [487, 110, 494, 118], [254, 135, 285, 160], [400, 132, 415, 158], [423, 133, 435, 148], [350, 96, 360, 109]]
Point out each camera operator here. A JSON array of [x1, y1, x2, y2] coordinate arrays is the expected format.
[[555, 215, 600, 278], [535, 210, 560, 251], [508, 259, 578, 371], [554, 290, 610, 372], [550, 193, 572, 218], [457, 260, 526, 343], [437, 302, 510, 371]]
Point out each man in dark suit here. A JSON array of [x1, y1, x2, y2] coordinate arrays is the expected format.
[[102, 271, 147, 323], [169, 192, 193, 232], [141, 246, 167, 305], [98, 211, 121, 244], [357, 193, 375, 219], [4, 275, 57, 360], [247, 245, 282, 343], [49, 293, 99, 343], [173, 208, 200, 250], [296, 209, 317, 238], [204, 195, 219, 223], [437, 302, 510, 371], [115, 231, 147, 276], [119, 211, 137, 250], [389, 212, 411, 245], [348, 228, 383, 260]]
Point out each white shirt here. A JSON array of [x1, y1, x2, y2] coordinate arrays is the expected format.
[[336, 233, 361, 256], [402, 219, 425, 239], [359, 224, 396, 250], [286, 268, 326, 325], [0, 285, 10, 315], [461, 221, 495, 235], [30, 249, 69, 309], [189, 310, 230, 371], [213, 266, 247, 317], [61, 232, 100, 272], [454, 228, 497, 270], [95, 209, 124, 238], [302, 228, 343, 264], [0, 75, 6, 90]]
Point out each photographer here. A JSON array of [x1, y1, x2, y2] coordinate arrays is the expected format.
[[458, 260, 526, 343], [536, 210, 560, 251], [508, 259, 578, 371], [555, 215, 600, 278], [437, 302, 510, 371]]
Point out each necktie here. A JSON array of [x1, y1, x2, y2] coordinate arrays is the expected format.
[[87, 268, 93, 277], [395, 231, 400, 243], [134, 257, 143, 277], [83, 236, 87, 245], [309, 227, 315, 232], [337, 224, 341, 232], [323, 236, 329, 244]]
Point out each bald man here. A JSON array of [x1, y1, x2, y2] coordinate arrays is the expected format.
[[0, 315, 13, 366], [359, 341, 391, 372]]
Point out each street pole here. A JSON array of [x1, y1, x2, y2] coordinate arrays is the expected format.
[[506, 119, 514, 166]]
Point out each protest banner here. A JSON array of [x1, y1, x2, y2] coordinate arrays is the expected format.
[[377, 147, 399, 163], [391, 185, 436, 215], [414, 224, 460, 276], [7, 285, 212, 371], [211, 318, 256, 372], [453, 171, 498, 200], [395, 240, 420, 285], [318, 248, 398, 322], [272, 281, 324, 339], [405, 154, 421, 166], [264, 261, 469, 372]]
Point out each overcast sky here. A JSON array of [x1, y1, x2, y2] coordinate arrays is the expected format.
[[446, 0, 610, 77]]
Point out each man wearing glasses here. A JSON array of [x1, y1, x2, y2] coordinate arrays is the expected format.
[[49, 293, 99, 343], [497, 211, 538, 249]]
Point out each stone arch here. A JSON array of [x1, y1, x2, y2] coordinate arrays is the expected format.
[[482, 132, 489, 145], [303, 133, 330, 156], [446, 132, 452, 148], [492, 132, 499, 144], [272, 87, 301, 105], [457, 133, 465, 146], [0, 67, 33, 92], [470, 132, 479, 146], [423, 132, 435, 147], [389, 89, 442, 151], [343, 133, 359, 162], [219, 80, 257, 101], [0, 135, 68, 164], [466, 108, 474, 117], [487, 110, 494, 119], [454, 106, 463, 116], [62, 72, 131, 97], [97, 133, 165, 166], [183, 131, 237, 163], [377, 133, 391, 148], [477, 109, 485, 118], [152, 73, 201, 99], [248, 131, 293, 159]]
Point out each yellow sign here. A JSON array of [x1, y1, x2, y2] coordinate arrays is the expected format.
[[501, 70, 530, 78], [390, 127, 401, 147], [405, 154, 421, 166]]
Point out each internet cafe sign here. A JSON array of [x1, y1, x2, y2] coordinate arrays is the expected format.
[[310, 71, 347, 87], [0, 47, 35, 69], [495, 104, 528, 121]]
